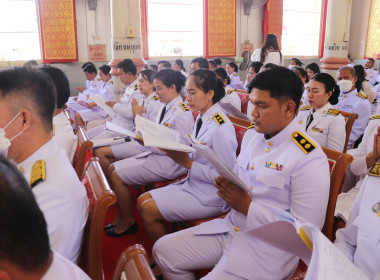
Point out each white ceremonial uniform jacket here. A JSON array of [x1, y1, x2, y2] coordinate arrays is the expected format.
[[112, 79, 145, 130], [365, 67, 379, 86], [193, 118, 330, 279], [42, 251, 90, 280], [52, 111, 77, 163], [335, 172, 380, 280], [178, 103, 237, 207], [17, 140, 89, 264], [83, 75, 103, 96], [297, 102, 346, 152], [334, 89, 371, 148], [228, 72, 245, 90], [220, 86, 242, 112], [140, 92, 163, 122], [300, 86, 309, 106]]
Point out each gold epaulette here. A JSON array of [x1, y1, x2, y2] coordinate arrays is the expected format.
[[110, 80, 113, 84], [180, 102, 189, 111], [97, 78, 101, 81], [369, 162, 380, 177], [300, 106, 311, 111], [134, 84, 139, 91], [327, 108, 340, 116], [227, 90, 233, 95], [30, 160, 46, 188], [153, 95, 158, 101], [213, 113, 226, 125], [248, 123, 255, 129], [357, 92, 367, 99], [291, 131, 316, 154], [370, 115, 380, 120]]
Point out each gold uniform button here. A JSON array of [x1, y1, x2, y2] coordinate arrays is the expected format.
[[268, 141, 273, 147], [18, 166, 24, 173], [234, 226, 240, 232], [265, 147, 270, 153], [206, 117, 210, 121], [250, 164, 254, 170], [249, 186, 253, 190]]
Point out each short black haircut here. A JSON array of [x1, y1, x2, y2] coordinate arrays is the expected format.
[[249, 62, 263, 74], [0, 67, 56, 131], [305, 62, 320, 75], [190, 69, 225, 103], [292, 66, 309, 83], [149, 64, 158, 72], [191, 57, 209, 69], [208, 60, 217, 69], [290, 58, 303, 66], [83, 63, 97, 75], [39, 66, 70, 109], [155, 68, 186, 93], [214, 67, 231, 85], [99, 64, 111, 75], [0, 155, 50, 271], [248, 66, 303, 112], [140, 69, 156, 84], [368, 58, 375, 63], [117, 59, 137, 76], [213, 58, 222, 66], [157, 60, 172, 69], [81, 62, 95, 70]]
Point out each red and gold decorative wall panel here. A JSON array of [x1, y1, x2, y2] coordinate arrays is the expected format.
[[365, 0, 380, 58]]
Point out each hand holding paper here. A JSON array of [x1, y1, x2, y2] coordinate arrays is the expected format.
[[162, 149, 193, 169]]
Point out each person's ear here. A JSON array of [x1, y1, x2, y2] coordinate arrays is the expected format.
[[207, 90, 214, 101], [20, 110, 32, 131], [284, 100, 296, 116]]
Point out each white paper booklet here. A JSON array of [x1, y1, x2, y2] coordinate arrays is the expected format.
[[89, 94, 116, 118], [186, 133, 250, 192], [247, 206, 369, 280], [92, 136, 130, 148], [220, 102, 251, 121], [105, 116, 195, 153], [77, 92, 91, 103]]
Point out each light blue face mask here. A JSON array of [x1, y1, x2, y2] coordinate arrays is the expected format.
[[0, 112, 23, 157]]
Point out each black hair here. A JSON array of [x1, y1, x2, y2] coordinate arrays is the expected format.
[[368, 58, 375, 63], [260, 33, 282, 64], [213, 58, 222, 66], [83, 63, 97, 75], [39, 66, 70, 109], [305, 62, 320, 75], [191, 57, 209, 69], [248, 66, 303, 112], [208, 60, 217, 69], [155, 68, 186, 93], [0, 67, 56, 131], [261, 63, 279, 71], [140, 69, 156, 84], [311, 73, 340, 105], [249, 62, 263, 74], [292, 66, 309, 83], [290, 58, 303, 66], [190, 69, 225, 104], [227, 62, 239, 73], [157, 60, 172, 69], [99, 64, 111, 75], [353, 64, 365, 92], [214, 67, 231, 85], [81, 62, 95, 70], [149, 64, 158, 72], [174, 59, 186, 72], [0, 155, 50, 271], [117, 59, 137, 76], [338, 66, 356, 77]]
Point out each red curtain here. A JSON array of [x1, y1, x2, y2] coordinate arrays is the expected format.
[[263, 0, 283, 46], [38, 0, 78, 63], [140, 0, 149, 60]]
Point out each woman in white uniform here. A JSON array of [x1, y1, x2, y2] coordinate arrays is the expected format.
[[74, 65, 115, 128], [250, 33, 284, 66], [297, 73, 346, 152], [104, 69, 194, 237], [93, 69, 162, 180], [214, 67, 241, 112], [173, 59, 189, 78], [137, 69, 238, 245], [292, 66, 310, 106], [226, 62, 244, 90]]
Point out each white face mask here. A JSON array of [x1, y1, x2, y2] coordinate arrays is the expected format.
[[337, 79, 353, 93], [0, 112, 23, 157], [288, 65, 296, 70]]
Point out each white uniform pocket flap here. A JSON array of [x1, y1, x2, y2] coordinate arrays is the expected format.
[[353, 213, 380, 244], [236, 154, 249, 169], [256, 169, 285, 189]]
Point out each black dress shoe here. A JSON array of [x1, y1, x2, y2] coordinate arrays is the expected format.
[[104, 223, 116, 231], [105, 221, 138, 237]]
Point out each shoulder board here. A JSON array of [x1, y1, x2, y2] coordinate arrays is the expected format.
[[370, 115, 380, 120], [134, 84, 139, 91], [369, 162, 380, 177], [97, 78, 101, 81], [30, 160, 46, 188], [327, 108, 340, 116], [227, 90, 233, 95], [291, 131, 316, 155], [248, 123, 255, 129], [179, 102, 189, 111], [356, 92, 367, 99], [213, 113, 226, 125], [153, 95, 158, 101], [300, 106, 311, 111], [110, 80, 113, 84]]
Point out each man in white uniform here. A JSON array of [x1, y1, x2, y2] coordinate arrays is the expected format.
[[0, 155, 90, 280], [0, 68, 88, 264], [364, 58, 379, 86], [334, 66, 371, 148], [153, 67, 330, 280]]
